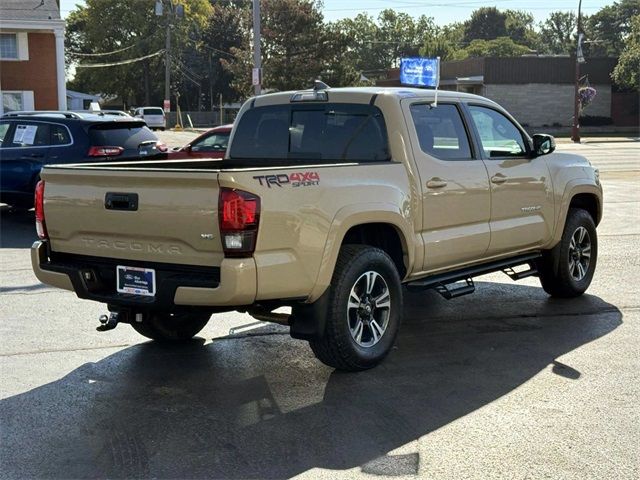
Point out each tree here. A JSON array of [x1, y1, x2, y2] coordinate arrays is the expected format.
[[200, 2, 249, 106], [463, 8, 508, 43], [612, 15, 640, 90], [420, 23, 465, 61], [539, 11, 577, 54], [463, 37, 531, 58], [584, 0, 640, 57], [66, 0, 211, 108], [505, 10, 541, 50], [223, 0, 334, 96]]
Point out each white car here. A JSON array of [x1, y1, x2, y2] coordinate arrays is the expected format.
[[133, 107, 166, 131]]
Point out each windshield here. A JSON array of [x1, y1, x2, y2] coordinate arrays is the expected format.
[[143, 108, 164, 116], [191, 132, 230, 152]]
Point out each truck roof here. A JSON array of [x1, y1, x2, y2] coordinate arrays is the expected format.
[[253, 86, 496, 107]]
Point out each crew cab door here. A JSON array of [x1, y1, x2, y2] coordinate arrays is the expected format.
[[402, 100, 491, 272], [465, 104, 554, 256]]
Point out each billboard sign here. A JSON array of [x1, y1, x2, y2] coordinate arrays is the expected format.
[[400, 57, 440, 87]]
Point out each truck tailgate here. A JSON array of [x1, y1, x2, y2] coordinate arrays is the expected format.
[[41, 168, 223, 267]]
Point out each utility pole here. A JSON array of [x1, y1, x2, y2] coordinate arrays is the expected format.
[[571, 0, 583, 143], [156, 1, 183, 112], [252, 0, 262, 96], [165, 15, 171, 109]]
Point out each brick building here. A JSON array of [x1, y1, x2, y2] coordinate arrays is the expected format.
[[378, 56, 638, 129], [0, 0, 66, 114]]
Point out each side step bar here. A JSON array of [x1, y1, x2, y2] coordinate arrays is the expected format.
[[407, 252, 541, 299]]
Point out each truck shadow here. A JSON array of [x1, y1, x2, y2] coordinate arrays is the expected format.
[[0, 285, 622, 479], [0, 206, 36, 248]]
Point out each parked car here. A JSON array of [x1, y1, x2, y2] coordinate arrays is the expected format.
[[166, 124, 232, 160], [0, 111, 166, 208], [31, 87, 602, 371], [133, 107, 166, 130]]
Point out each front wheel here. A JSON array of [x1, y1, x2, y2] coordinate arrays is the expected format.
[[309, 245, 403, 371], [537, 208, 598, 298], [130, 311, 210, 341]]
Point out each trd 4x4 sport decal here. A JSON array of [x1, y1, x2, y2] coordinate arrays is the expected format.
[[253, 172, 320, 188]]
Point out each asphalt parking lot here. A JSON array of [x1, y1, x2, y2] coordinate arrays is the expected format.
[[1, 138, 638, 479]]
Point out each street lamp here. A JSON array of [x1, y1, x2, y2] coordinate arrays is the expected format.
[[571, 0, 584, 143]]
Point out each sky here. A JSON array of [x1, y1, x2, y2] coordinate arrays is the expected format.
[[59, 0, 616, 25]]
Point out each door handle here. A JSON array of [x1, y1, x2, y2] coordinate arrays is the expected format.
[[426, 178, 448, 189], [491, 174, 508, 185], [21, 153, 44, 159]]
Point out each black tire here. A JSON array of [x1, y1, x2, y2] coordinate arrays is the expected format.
[[537, 208, 597, 298], [309, 245, 403, 371], [130, 311, 210, 341]]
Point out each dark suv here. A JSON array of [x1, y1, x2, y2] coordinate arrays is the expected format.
[[0, 111, 166, 208]]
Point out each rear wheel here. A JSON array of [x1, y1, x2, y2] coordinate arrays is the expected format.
[[130, 311, 210, 341], [537, 208, 597, 297], [309, 245, 402, 371]]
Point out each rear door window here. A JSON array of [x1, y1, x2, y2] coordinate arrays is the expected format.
[[409, 104, 472, 160], [229, 103, 390, 164], [6, 122, 50, 147]]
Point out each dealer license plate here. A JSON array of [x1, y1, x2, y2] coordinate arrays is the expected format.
[[116, 265, 156, 297]]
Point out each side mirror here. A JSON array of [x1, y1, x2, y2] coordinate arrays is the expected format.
[[532, 134, 556, 157]]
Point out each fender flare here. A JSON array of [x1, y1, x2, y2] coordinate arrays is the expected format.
[[549, 181, 602, 248], [307, 202, 414, 302]]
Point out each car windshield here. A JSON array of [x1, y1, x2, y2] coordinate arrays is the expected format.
[[143, 108, 163, 116], [191, 132, 230, 152]]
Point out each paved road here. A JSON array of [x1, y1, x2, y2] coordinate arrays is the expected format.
[[1, 141, 638, 479]]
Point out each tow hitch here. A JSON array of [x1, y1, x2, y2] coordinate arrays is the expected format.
[[97, 312, 119, 332]]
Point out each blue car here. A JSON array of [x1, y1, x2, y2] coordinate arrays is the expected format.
[[0, 111, 167, 208]]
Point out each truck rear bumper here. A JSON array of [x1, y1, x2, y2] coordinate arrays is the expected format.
[[31, 240, 256, 309]]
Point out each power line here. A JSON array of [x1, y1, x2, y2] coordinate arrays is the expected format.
[[75, 49, 165, 68], [68, 34, 158, 57]]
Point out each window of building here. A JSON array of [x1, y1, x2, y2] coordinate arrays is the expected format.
[[2, 92, 23, 113], [468, 105, 527, 158], [409, 103, 473, 160], [0, 33, 18, 59]]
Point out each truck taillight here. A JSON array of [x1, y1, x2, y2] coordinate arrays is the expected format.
[[219, 188, 260, 257], [88, 146, 124, 157], [34, 180, 48, 239]]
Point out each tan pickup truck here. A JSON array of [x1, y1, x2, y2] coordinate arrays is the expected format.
[[31, 86, 602, 371]]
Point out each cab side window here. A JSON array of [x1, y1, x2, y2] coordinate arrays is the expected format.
[[468, 105, 527, 158], [410, 103, 472, 160]]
